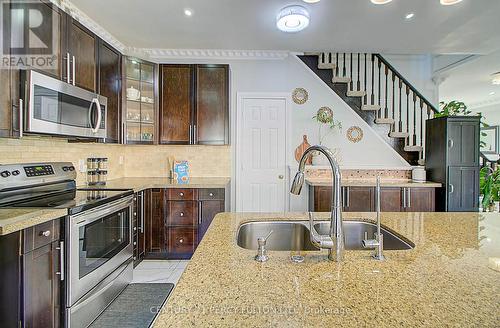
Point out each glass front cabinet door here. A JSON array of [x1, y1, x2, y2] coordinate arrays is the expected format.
[[123, 58, 158, 144]]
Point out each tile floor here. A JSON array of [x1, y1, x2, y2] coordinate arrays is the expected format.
[[133, 260, 188, 285]]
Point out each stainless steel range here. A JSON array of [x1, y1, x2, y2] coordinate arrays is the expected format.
[[0, 162, 134, 328]]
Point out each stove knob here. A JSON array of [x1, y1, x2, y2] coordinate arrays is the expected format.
[[69, 166, 75, 171], [12, 170, 20, 176], [1, 171, 11, 178], [62, 167, 69, 172]]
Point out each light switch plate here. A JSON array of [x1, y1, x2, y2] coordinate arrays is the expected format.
[[78, 159, 86, 173]]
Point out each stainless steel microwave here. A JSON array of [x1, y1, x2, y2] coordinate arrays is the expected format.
[[22, 70, 107, 139]]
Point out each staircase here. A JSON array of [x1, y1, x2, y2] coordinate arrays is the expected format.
[[299, 52, 439, 166]]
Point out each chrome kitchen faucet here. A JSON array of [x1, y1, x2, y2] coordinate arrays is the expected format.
[[290, 145, 344, 262]]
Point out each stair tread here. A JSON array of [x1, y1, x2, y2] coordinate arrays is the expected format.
[[375, 118, 395, 124], [361, 104, 381, 111], [332, 76, 351, 83], [318, 63, 337, 69], [347, 90, 367, 97], [389, 131, 410, 138], [404, 145, 423, 152], [304, 51, 322, 56]]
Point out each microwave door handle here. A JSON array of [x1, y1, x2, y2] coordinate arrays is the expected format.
[[89, 98, 102, 133]]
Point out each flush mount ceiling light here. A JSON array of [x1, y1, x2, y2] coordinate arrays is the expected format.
[[440, 0, 463, 5], [303, 0, 321, 3], [492, 72, 500, 85], [405, 12, 415, 20], [489, 91, 496, 96], [184, 8, 193, 16], [370, 0, 393, 4], [277, 5, 310, 33]]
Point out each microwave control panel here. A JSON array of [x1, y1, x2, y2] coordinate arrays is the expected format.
[[24, 165, 55, 177]]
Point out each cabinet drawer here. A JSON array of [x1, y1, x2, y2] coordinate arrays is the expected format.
[[199, 188, 225, 200], [166, 189, 197, 200], [167, 227, 197, 255], [166, 201, 198, 226], [23, 220, 60, 253]]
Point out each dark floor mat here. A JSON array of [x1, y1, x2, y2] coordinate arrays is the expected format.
[[89, 283, 174, 328]]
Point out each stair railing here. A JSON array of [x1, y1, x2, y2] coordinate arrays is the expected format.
[[317, 52, 439, 163]]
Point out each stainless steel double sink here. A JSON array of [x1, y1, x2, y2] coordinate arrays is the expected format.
[[237, 220, 414, 251]]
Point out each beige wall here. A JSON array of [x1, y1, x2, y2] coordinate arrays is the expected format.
[[0, 137, 231, 185]]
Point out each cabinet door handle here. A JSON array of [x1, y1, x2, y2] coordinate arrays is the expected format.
[[448, 139, 454, 148], [198, 201, 202, 225], [18, 98, 23, 138], [40, 230, 51, 237], [194, 125, 197, 144], [56, 241, 64, 281], [179, 192, 184, 197], [72, 55, 76, 86], [179, 212, 184, 217], [189, 125, 192, 144], [407, 188, 411, 208], [139, 192, 144, 233], [65, 52, 71, 83], [449, 184, 454, 194], [346, 187, 350, 208], [402, 188, 407, 208]]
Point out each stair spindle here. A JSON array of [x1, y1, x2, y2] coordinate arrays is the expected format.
[[385, 66, 388, 119], [406, 86, 410, 136], [357, 53, 361, 91], [342, 53, 346, 77], [371, 54, 375, 105], [392, 72, 395, 126], [413, 93, 417, 146], [350, 53, 353, 90], [398, 79, 402, 132], [335, 53, 339, 77], [364, 53, 367, 104], [420, 100, 424, 147], [378, 59, 382, 118]]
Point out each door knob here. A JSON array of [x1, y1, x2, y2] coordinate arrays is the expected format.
[[278, 175, 284, 180]]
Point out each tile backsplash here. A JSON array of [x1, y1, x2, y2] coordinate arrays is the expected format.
[[0, 137, 231, 185]]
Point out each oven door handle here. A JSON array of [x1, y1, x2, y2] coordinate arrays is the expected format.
[[70, 196, 133, 225]]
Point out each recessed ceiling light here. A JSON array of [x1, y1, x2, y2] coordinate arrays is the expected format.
[[492, 72, 500, 85], [370, 0, 393, 4], [489, 91, 496, 96], [440, 0, 463, 5], [184, 8, 193, 16], [405, 12, 415, 20], [303, 0, 321, 3], [276, 5, 310, 33]]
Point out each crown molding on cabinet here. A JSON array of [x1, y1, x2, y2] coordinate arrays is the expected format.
[[129, 48, 292, 62]]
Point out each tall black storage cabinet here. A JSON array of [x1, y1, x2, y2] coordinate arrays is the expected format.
[[425, 116, 480, 212]]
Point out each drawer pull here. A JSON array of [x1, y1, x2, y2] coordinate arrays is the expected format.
[[209, 192, 214, 197], [133, 227, 137, 231], [179, 192, 184, 197], [134, 212, 137, 217], [178, 238, 184, 244], [40, 230, 51, 237], [133, 242, 137, 246], [180, 212, 184, 217]]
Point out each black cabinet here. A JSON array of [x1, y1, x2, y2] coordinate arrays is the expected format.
[[426, 116, 480, 212]]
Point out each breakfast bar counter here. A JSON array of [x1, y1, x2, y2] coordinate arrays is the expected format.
[[153, 212, 499, 327]]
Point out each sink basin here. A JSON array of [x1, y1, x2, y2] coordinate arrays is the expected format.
[[236, 220, 414, 251], [237, 221, 318, 251], [313, 221, 414, 250]]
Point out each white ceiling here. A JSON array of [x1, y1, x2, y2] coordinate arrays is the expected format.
[[71, 0, 500, 54], [439, 50, 500, 110]]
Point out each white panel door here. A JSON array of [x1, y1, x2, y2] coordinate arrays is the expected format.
[[239, 97, 287, 212]]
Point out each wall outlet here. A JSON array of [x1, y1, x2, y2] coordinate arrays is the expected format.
[[78, 159, 87, 173], [119, 156, 124, 165]]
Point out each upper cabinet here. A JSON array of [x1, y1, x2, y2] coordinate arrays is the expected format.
[[123, 58, 158, 144], [195, 65, 229, 145], [63, 16, 98, 92], [160, 64, 229, 145], [98, 40, 122, 143]]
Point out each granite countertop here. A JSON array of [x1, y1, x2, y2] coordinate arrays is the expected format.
[[0, 208, 67, 236], [81, 177, 231, 192], [306, 178, 442, 188], [154, 212, 499, 327]]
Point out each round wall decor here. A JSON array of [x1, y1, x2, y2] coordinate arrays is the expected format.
[[346, 126, 363, 143], [292, 88, 309, 104]]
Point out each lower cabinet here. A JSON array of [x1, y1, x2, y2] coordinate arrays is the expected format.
[[310, 186, 435, 212], [133, 190, 146, 267], [143, 188, 225, 261]]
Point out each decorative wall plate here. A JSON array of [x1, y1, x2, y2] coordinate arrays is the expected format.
[[346, 126, 363, 143], [316, 106, 333, 123], [292, 88, 308, 105]]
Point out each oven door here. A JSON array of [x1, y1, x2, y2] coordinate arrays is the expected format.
[[24, 70, 107, 138], [67, 195, 133, 306]]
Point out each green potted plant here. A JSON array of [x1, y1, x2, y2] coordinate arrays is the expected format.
[[480, 166, 500, 212], [311, 107, 342, 165]]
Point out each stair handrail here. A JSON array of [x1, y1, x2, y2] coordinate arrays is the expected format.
[[373, 54, 439, 114]]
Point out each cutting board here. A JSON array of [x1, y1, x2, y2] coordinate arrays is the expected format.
[[295, 135, 312, 164]]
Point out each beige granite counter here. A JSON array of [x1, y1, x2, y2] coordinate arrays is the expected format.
[[154, 212, 499, 327], [0, 208, 67, 236], [306, 178, 442, 188], [80, 177, 231, 193]]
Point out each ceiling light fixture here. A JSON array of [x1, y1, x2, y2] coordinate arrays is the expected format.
[[184, 8, 193, 16], [303, 0, 321, 3], [440, 0, 463, 5], [489, 91, 496, 96], [276, 5, 310, 33], [405, 12, 415, 20], [370, 0, 393, 4], [492, 72, 500, 85]]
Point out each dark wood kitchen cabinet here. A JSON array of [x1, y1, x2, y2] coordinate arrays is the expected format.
[[63, 16, 98, 92], [143, 188, 225, 260], [133, 191, 146, 267], [98, 40, 122, 143], [310, 186, 435, 212], [160, 64, 229, 145], [22, 219, 62, 328]]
